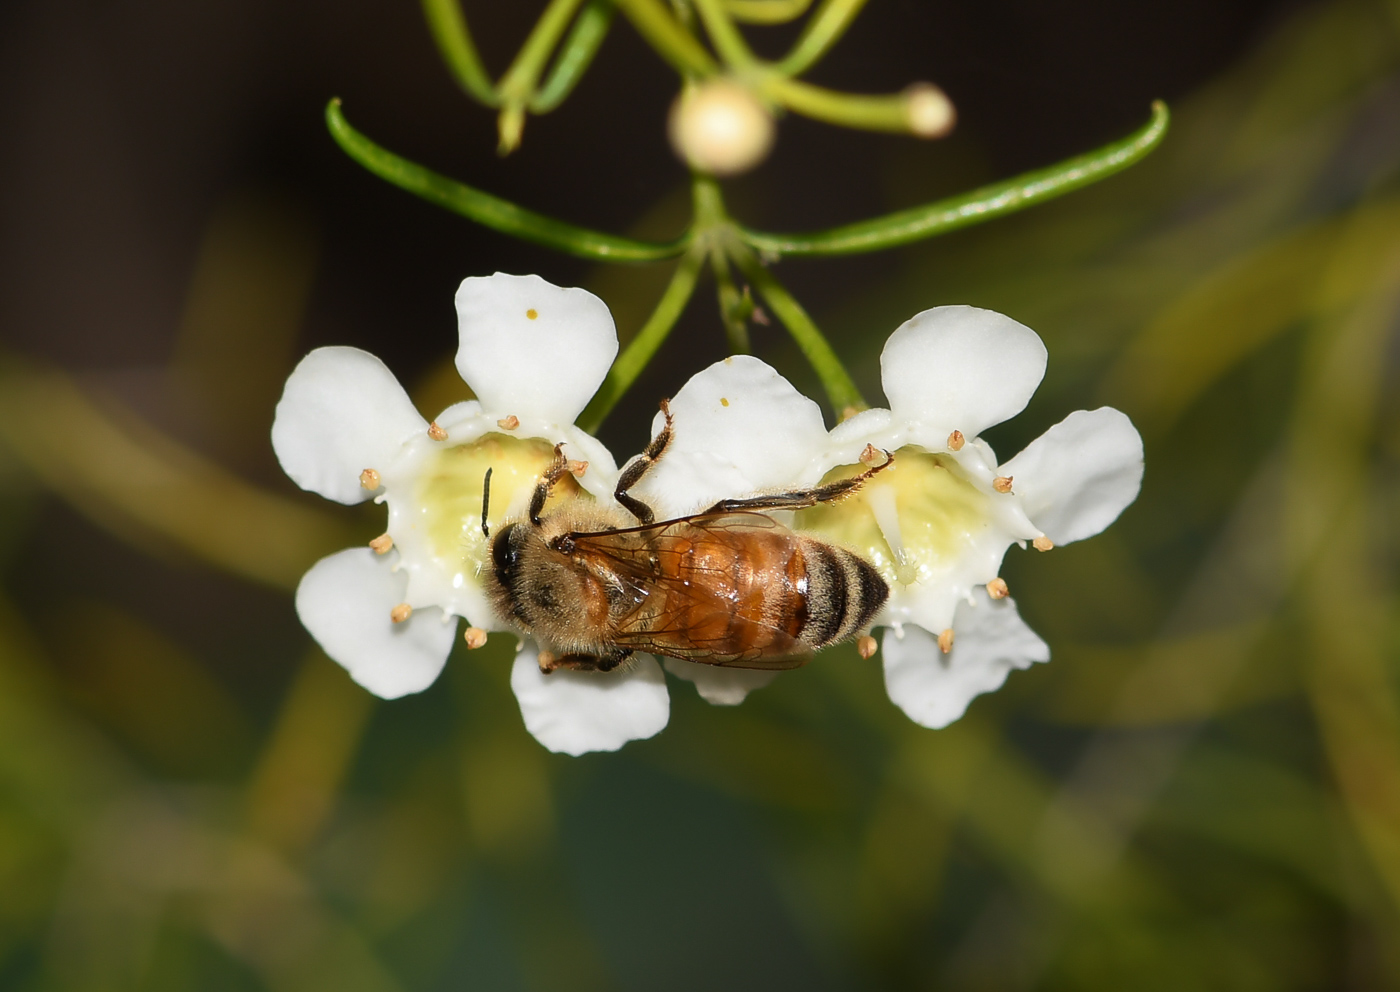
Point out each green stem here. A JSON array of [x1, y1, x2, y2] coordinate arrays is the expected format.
[[578, 247, 708, 432], [724, 0, 815, 24], [692, 0, 758, 68], [775, 0, 869, 76], [710, 251, 752, 353], [420, 0, 500, 106], [728, 246, 866, 413], [496, 0, 587, 150], [531, 0, 615, 112], [741, 101, 1170, 256], [765, 76, 921, 133], [326, 100, 689, 261], [613, 0, 719, 76]]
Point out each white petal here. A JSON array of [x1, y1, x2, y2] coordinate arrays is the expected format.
[[295, 548, 457, 699], [632, 355, 828, 517], [510, 646, 669, 755], [663, 657, 778, 705], [882, 591, 1049, 729], [1000, 407, 1143, 545], [272, 347, 427, 504], [454, 273, 617, 426], [881, 306, 1047, 441]]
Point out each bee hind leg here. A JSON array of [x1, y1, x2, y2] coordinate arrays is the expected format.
[[703, 449, 894, 514], [539, 649, 633, 674], [614, 399, 674, 525]]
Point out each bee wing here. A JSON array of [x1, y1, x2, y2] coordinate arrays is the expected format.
[[568, 513, 813, 671]]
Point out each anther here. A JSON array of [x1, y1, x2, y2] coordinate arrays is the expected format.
[[986, 577, 1009, 599], [427, 421, 448, 441], [359, 468, 381, 490], [369, 533, 393, 555], [567, 459, 589, 478], [993, 475, 1014, 493], [1033, 535, 1054, 552], [947, 430, 965, 451], [463, 626, 488, 649], [537, 650, 558, 672], [390, 603, 412, 624], [860, 443, 881, 466], [938, 628, 955, 654], [497, 415, 520, 430], [857, 634, 877, 659]]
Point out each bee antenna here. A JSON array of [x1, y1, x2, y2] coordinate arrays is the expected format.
[[480, 467, 493, 539]]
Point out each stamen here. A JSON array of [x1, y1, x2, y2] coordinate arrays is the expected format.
[[537, 650, 558, 672], [368, 533, 393, 555], [986, 577, 1009, 599], [1033, 535, 1054, 552], [497, 415, 520, 430], [857, 634, 877, 659], [427, 421, 448, 441], [463, 626, 488, 649], [359, 468, 381, 490], [947, 430, 965, 451], [859, 443, 881, 465], [567, 459, 589, 477], [992, 475, 1013, 493], [390, 603, 412, 624], [938, 628, 954, 654]]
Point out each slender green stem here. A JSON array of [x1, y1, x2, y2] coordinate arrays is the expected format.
[[327, 100, 689, 261], [775, 0, 869, 76], [710, 251, 752, 353], [692, 0, 758, 68], [497, 0, 587, 150], [765, 76, 920, 132], [532, 0, 614, 112], [728, 246, 866, 413], [741, 101, 1170, 256], [421, 0, 500, 106], [724, 0, 814, 24], [613, 0, 718, 76], [578, 248, 708, 431]]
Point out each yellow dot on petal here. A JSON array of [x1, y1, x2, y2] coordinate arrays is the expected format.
[[720, 397, 729, 407], [526, 308, 538, 320]]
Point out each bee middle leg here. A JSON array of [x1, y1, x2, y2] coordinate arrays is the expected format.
[[613, 399, 673, 526], [539, 648, 633, 674], [703, 448, 894, 514]]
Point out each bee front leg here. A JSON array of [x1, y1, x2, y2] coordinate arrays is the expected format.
[[529, 445, 573, 526], [614, 399, 674, 525], [703, 448, 894, 514]]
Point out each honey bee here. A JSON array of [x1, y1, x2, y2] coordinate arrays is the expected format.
[[484, 401, 892, 673]]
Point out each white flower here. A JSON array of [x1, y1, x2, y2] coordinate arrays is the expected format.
[[272, 272, 670, 755], [639, 306, 1143, 727]]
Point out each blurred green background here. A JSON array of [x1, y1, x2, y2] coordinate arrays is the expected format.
[[4, 0, 1400, 988]]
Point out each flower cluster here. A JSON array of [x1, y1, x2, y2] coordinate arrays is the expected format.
[[273, 274, 1142, 755]]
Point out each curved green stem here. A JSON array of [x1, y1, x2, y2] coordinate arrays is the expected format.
[[776, 0, 869, 76], [578, 247, 708, 432], [724, 0, 814, 24], [765, 76, 922, 133], [728, 246, 865, 413], [421, 0, 500, 106], [613, 0, 718, 76], [531, 0, 615, 112], [326, 100, 689, 262], [741, 100, 1170, 256], [693, 0, 757, 68], [497, 0, 586, 151], [710, 251, 752, 353]]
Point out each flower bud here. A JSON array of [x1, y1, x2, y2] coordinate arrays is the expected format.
[[668, 79, 775, 177], [905, 83, 955, 138]]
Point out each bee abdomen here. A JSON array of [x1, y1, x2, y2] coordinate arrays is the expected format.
[[797, 540, 888, 649]]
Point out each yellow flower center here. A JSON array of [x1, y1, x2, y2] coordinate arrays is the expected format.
[[794, 449, 992, 588]]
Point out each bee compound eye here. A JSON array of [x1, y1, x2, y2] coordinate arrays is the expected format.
[[492, 523, 520, 586]]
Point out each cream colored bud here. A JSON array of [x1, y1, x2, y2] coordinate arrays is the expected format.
[[938, 628, 955, 654], [1033, 535, 1054, 552], [463, 626, 488, 649], [905, 83, 955, 138], [668, 79, 775, 177], [993, 476, 1014, 494], [497, 415, 520, 430], [857, 634, 878, 659], [427, 421, 448, 441], [369, 533, 393, 555], [359, 468, 381, 490], [947, 430, 965, 451], [986, 577, 1009, 599], [390, 603, 412, 624]]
